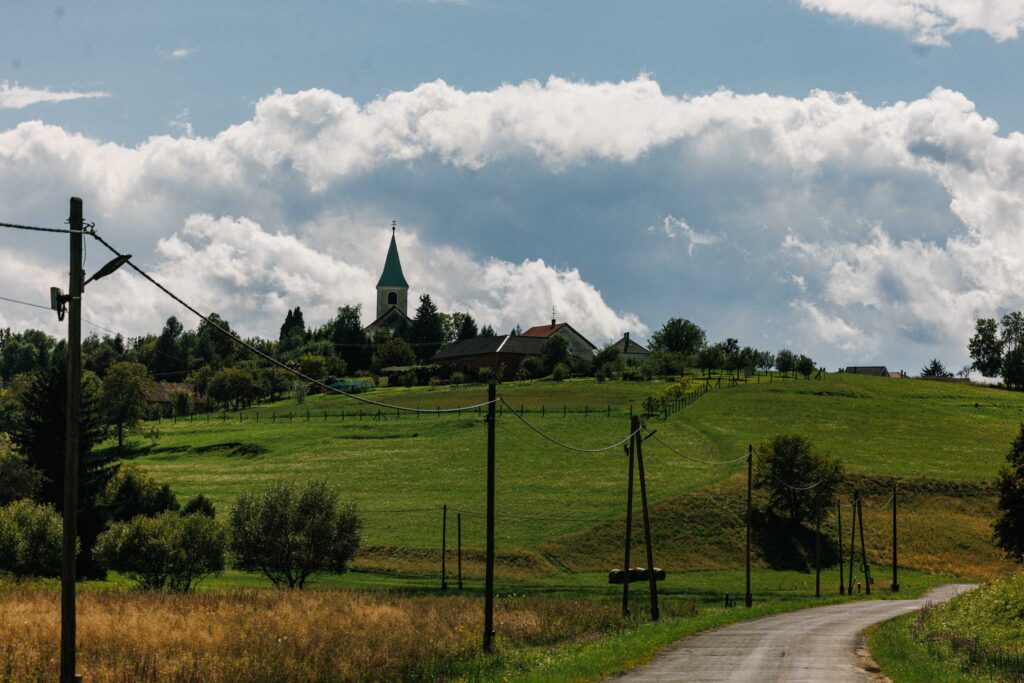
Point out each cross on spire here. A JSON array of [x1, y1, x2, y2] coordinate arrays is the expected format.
[[391, 219, 397, 234]]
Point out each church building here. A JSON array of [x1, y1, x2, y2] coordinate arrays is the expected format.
[[364, 221, 412, 338]]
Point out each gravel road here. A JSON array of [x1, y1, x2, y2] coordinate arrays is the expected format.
[[613, 584, 974, 682]]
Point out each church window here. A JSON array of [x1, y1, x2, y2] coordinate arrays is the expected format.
[[387, 291, 398, 306]]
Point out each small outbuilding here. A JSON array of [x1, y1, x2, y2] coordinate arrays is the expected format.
[[844, 366, 890, 377], [609, 332, 650, 365], [432, 335, 546, 380]]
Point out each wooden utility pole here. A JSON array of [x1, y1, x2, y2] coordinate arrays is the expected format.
[[814, 496, 821, 598], [622, 424, 636, 617], [483, 382, 496, 652], [891, 484, 899, 592], [745, 444, 753, 608], [635, 417, 659, 621], [441, 504, 448, 591], [848, 492, 857, 592], [61, 197, 83, 683], [457, 513, 463, 591], [858, 495, 870, 595], [837, 500, 845, 596]]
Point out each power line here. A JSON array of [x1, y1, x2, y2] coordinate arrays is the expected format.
[[645, 430, 749, 465], [0, 220, 82, 235], [769, 473, 823, 491], [0, 294, 117, 336], [499, 397, 638, 452], [88, 230, 499, 415]]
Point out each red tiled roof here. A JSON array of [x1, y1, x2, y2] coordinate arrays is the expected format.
[[521, 323, 566, 337]]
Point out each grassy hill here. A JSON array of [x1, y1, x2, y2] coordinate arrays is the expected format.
[[117, 374, 1024, 580]]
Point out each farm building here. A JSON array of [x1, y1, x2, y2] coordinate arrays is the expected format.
[[844, 366, 890, 377], [520, 319, 597, 359], [609, 332, 650, 364], [432, 334, 546, 379]]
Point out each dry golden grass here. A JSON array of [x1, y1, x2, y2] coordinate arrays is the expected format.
[[0, 583, 669, 682]]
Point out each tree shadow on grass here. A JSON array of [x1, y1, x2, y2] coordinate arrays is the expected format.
[[752, 508, 841, 571]]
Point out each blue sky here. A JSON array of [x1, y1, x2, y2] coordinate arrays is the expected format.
[[2, 0, 1024, 373]]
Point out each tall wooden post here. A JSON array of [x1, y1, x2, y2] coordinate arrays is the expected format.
[[635, 417, 659, 621], [858, 495, 870, 595], [814, 496, 821, 598], [848, 492, 857, 592], [441, 504, 448, 591], [745, 444, 753, 607], [457, 513, 463, 591], [621, 425, 636, 617], [483, 382, 496, 652], [837, 500, 845, 596], [61, 197, 83, 683], [891, 483, 899, 592]]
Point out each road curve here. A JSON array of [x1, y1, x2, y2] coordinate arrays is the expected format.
[[613, 584, 974, 683]]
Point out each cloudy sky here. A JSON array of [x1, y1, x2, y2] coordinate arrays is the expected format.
[[2, 1, 1024, 372]]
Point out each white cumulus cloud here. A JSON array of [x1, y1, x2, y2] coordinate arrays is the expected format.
[[799, 0, 1024, 44]]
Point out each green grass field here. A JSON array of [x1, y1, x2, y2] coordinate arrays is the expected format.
[[118, 374, 1023, 569]]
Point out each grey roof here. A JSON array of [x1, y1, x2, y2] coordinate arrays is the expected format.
[[432, 335, 545, 361], [610, 336, 650, 354], [844, 366, 889, 377]]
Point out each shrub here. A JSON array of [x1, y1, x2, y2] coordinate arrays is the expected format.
[[228, 479, 362, 589], [0, 448, 43, 506], [477, 367, 496, 384], [94, 511, 226, 591], [551, 363, 570, 382], [994, 423, 1024, 562], [450, 371, 465, 386], [519, 356, 545, 380], [182, 494, 217, 519], [104, 464, 180, 523], [0, 499, 63, 578], [170, 390, 193, 417]]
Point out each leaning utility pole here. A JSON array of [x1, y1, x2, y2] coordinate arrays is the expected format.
[[61, 197, 83, 683], [483, 382, 496, 653], [837, 500, 845, 596], [745, 444, 753, 608], [891, 483, 899, 592], [634, 417, 659, 621]]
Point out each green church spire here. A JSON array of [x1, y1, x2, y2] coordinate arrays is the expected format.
[[377, 220, 408, 288]]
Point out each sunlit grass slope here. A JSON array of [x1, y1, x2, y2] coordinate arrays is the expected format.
[[120, 375, 1023, 567]]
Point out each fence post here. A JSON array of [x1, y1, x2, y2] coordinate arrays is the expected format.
[[458, 512, 463, 591], [814, 495, 821, 598]]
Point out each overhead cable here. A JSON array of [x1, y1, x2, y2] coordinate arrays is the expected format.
[[644, 430, 749, 465], [500, 396, 638, 452]]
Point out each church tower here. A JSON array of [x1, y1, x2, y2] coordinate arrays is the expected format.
[[376, 221, 409, 319]]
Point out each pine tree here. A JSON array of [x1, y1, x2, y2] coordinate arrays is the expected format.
[[410, 294, 444, 362], [8, 350, 115, 578]]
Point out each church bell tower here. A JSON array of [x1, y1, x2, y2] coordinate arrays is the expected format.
[[376, 220, 409, 319]]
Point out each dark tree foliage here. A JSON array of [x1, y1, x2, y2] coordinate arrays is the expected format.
[[152, 316, 188, 381], [183, 493, 216, 518], [969, 317, 1003, 378], [994, 424, 1024, 563], [328, 305, 369, 371], [921, 358, 952, 378], [541, 335, 570, 373], [479, 324, 496, 337], [649, 318, 706, 357], [410, 294, 445, 361], [775, 349, 797, 376], [455, 312, 478, 341], [0, 328, 56, 384], [371, 337, 416, 373], [695, 345, 724, 376], [196, 313, 236, 368], [104, 464, 180, 523], [754, 434, 844, 527], [82, 332, 126, 377], [279, 307, 308, 351], [7, 354, 114, 578], [0, 449, 43, 506], [796, 354, 816, 378], [228, 479, 362, 589], [0, 499, 63, 578]]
